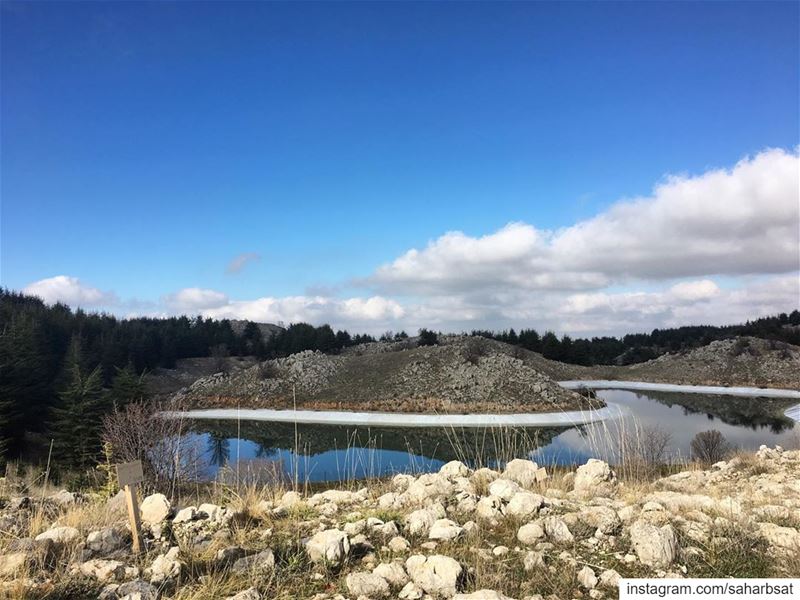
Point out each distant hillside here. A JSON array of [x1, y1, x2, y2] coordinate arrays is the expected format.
[[228, 320, 284, 340], [174, 335, 598, 414], [534, 336, 800, 389]]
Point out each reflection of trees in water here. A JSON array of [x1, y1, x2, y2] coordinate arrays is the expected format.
[[191, 420, 563, 466], [206, 431, 230, 466], [636, 391, 796, 434]]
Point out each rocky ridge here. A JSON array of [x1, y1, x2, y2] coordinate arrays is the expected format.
[[2, 446, 798, 599], [176, 336, 595, 414], [540, 336, 800, 389]]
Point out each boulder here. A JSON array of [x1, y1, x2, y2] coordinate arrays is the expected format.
[[542, 516, 573, 544], [429, 519, 463, 541], [517, 521, 545, 545], [201, 502, 231, 523], [35, 526, 80, 545], [406, 503, 446, 537], [406, 474, 454, 504], [599, 569, 621, 588], [502, 459, 542, 488], [172, 506, 198, 524], [578, 506, 621, 535], [373, 561, 409, 588], [388, 536, 411, 553], [405, 554, 463, 598], [305, 529, 350, 565], [504, 492, 544, 519], [78, 559, 138, 583], [522, 550, 545, 571], [758, 522, 800, 552], [346, 571, 391, 598], [439, 461, 471, 479], [149, 546, 182, 585], [470, 468, 499, 488], [475, 496, 504, 522], [573, 460, 617, 497], [577, 566, 597, 589], [140, 494, 171, 525], [49, 490, 79, 506], [399, 581, 425, 600], [101, 579, 158, 600], [488, 479, 521, 501], [231, 549, 275, 574], [86, 528, 127, 556], [629, 520, 678, 568]]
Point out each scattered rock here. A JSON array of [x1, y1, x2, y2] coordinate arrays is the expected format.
[[86, 528, 127, 556], [573, 460, 617, 497], [429, 519, 463, 541], [577, 566, 598, 589], [305, 529, 350, 565], [405, 554, 463, 598], [140, 494, 172, 525], [373, 561, 409, 588], [346, 571, 391, 598], [35, 526, 80, 545], [629, 520, 678, 568]]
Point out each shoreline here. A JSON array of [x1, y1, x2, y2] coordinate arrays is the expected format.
[[557, 379, 800, 398], [167, 381, 800, 426], [163, 401, 626, 428]]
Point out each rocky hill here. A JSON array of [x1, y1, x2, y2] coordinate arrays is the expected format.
[[173, 336, 596, 414], [2, 446, 798, 599], [547, 336, 800, 389]]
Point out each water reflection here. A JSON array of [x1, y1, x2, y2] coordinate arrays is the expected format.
[[187, 390, 798, 483]]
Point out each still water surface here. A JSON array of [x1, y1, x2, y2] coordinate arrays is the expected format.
[[185, 389, 799, 483]]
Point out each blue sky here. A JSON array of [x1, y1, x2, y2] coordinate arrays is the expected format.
[[2, 1, 799, 334]]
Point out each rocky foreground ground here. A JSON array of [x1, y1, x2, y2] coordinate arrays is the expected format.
[[1, 446, 799, 599]]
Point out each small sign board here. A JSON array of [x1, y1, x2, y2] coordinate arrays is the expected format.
[[116, 461, 144, 488]]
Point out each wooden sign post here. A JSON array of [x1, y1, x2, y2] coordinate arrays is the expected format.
[[116, 460, 145, 553]]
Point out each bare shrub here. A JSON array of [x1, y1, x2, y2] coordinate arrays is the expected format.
[[619, 424, 673, 479], [691, 429, 731, 464], [210, 343, 230, 373], [101, 400, 200, 495], [461, 337, 487, 365]]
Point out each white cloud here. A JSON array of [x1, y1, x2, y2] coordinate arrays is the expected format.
[[370, 148, 799, 294], [20, 149, 800, 337], [668, 279, 720, 302], [201, 294, 406, 330], [226, 252, 261, 274], [23, 275, 116, 307], [163, 288, 229, 312]]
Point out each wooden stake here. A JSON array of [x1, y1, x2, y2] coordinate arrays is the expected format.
[[123, 483, 143, 553], [116, 460, 145, 553]]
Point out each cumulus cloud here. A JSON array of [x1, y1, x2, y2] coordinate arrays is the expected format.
[[201, 294, 405, 329], [226, 252, 261, 274], [554, 275, 799, 335], [23, 276, 117, 307], [369, 148, 800, 295], [163, 288, 229, 312], [20, 149, 799, 337]]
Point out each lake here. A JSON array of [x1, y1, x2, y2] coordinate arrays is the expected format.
[[181, 389, 799, 483]]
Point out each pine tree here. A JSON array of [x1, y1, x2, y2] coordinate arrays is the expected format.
[[106, 364, 148, 410], [50, 338, 105, 470], [0, 317, 49, 464]]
